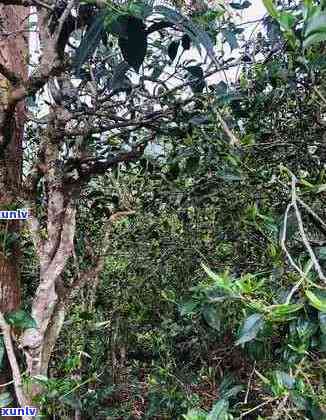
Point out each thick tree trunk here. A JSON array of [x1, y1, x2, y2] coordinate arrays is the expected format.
[[0, 3, 28, 312], [0, 3, 29, 407]]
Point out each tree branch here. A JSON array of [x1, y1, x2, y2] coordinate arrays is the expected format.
[[0, 313, 30, 416]]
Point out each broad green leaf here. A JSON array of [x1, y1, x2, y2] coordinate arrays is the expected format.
[[182, 34, 191, 50], [5, 309, 37, 330], [304, 12, 326, 37], [223, 29, 238, 51], [263, 0, 279, 19], [278, 12, 296, 31], [74, 11, 107, 75], [230, 1, 251, 10], [168, 40, 180, 61], [118, 17, 147, 72], [179, 300, 199, 316], [0, 392, 13, 408], [305, 290, 326, 312], [268, 303, 303, 321], [304, 12, 326, 48], [304, 31, 326, 48], [236, 313, 265, 345], [202, 304, 221, 331], [186, 65, 204, 79]]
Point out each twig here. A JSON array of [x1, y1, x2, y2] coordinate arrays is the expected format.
[[216, 111, 240, 146], [244, 360, 256, 404], [285, 260, 312, 304], [290, 175, 326, 283], [240, 397, 278, 418], [313, 86, 326, 106], [0, 313, 30, 418], [55, 0, 76, 44], [280, 203, 306, 278]]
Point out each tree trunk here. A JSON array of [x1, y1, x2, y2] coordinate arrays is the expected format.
[[0, 3, 29, 406]]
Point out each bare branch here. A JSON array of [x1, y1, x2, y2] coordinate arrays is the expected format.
[[0, 313, 30, 416], [290, 175, 326, 283]]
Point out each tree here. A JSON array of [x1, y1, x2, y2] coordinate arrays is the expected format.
[[0, 0, 236, 412], [0, 5, 29, 412]]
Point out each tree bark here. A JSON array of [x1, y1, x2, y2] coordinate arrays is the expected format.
[[0, 3, 29, 407]]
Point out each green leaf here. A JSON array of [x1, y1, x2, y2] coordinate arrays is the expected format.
[[223, 29, 238, 51], [168, 40, 180, 61], [305, 12, 326, 37], [5, 309, 37, 330], [182, 409, 207, 420], [278, 12, 296, 31], [275, 371, 295, 389], [263, 0, 279, 19], [305, 289, 326, 312], [304, 31, 326, 48], [230, 1, 251, 10], [207, 398, 229, 419], [118, 16, 147, 72], [179, 300, 199, 316], [304, 12, 326, 48], [0, 392, 13, 408], [202, 304, 221, 331], [235, 313, 265, 345], [74, 11, 107, 75], [268, 303, 303, 321], [186, 65, 204, 79], [182, 34, 191, 50]]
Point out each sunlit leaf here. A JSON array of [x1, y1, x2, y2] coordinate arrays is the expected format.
[[268, 303, 303, 321], [305, 290, 326, 312], [263, 0, 279, 19]]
